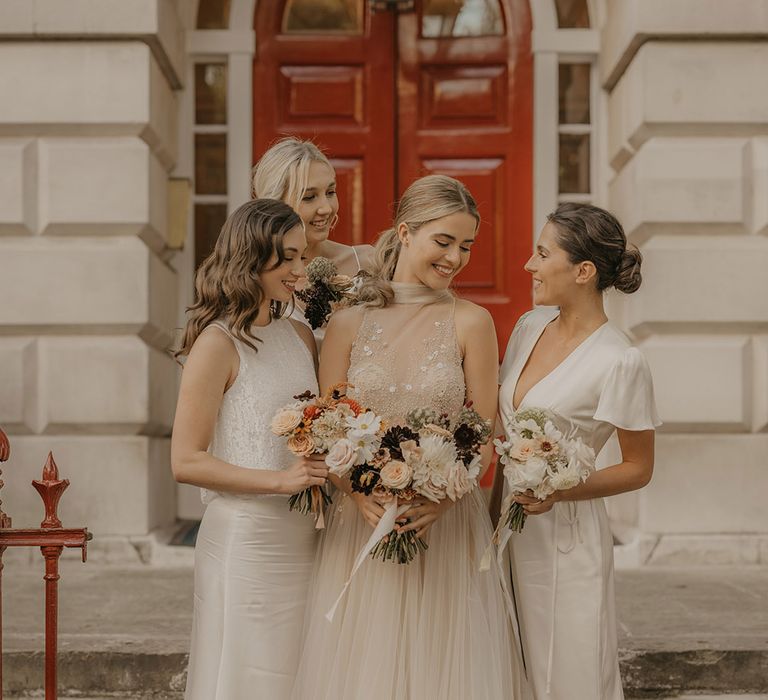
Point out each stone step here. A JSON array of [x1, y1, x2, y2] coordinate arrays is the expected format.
[[2, 565, 767, 697]]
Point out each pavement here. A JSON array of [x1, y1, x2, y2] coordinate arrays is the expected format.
[[2, 563, 767, 698]]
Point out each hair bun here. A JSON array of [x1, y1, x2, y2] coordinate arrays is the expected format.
[[613, 245, 642, 294]]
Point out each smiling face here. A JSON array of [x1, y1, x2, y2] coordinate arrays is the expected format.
[[526, 221, 602, 306], [259, 225, 308, 305], [294, 161, 339, 246], [394, 211, 477, 289]]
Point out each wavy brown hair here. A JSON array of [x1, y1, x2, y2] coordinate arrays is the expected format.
[[358, 174, 480, 307], [175, 198, 302, 360]]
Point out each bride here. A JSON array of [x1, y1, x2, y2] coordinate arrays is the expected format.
[[291, 175, 530, 700]]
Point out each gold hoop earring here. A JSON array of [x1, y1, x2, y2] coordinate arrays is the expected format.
[[329, 214, 339, 231]]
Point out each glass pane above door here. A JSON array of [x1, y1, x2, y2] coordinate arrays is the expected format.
[[422, 0, 504, 38], [282, 0, 363, 34]]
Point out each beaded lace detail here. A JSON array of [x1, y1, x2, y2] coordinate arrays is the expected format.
[[201, 318, 318, 504], [348, 296, 465, 424]]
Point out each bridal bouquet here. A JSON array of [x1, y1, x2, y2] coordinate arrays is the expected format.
[[295, 256, 363, 329], [493, 407, 595, 533], [328, 403, 491, 564], [270, 384, 365, 527]]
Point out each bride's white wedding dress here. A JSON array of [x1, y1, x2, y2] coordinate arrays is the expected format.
[[291, 283, 530, 700]]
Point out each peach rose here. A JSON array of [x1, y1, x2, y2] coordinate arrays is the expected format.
[[379, 460, 413, 491], [510, 438, 537, 462], [325, 438, 357, 477], [287, 433, 316, 457], [271, 409, 303, 436]]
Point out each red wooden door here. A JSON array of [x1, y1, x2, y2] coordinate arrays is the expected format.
[[254, 1, 532, 345], [397, 0, 532, 347], [253, 2, 396, 247]]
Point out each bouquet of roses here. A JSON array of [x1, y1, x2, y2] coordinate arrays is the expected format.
[[493, 407, 595, 533], [295, 256, 364, 329], [327, 403, 492, 564], [270, 384, 365, 528]]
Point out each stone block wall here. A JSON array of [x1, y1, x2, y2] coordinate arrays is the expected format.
[[603, 0, 768, 564], [0, 2, 184, 552]]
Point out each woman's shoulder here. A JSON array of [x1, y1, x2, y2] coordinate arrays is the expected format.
[[454, 296, 493, 325]]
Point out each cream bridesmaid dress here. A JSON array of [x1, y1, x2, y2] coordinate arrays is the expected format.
[[498, 307, 660, 699], [291, 283, 530, 700], [184, 318, 319, 700]]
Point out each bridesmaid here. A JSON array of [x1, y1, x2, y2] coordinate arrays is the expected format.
[[495, 202, 661, 699], [171, 199, 329, 700], [252, 137, 373, 344]]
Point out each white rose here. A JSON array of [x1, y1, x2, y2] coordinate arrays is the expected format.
[[379, 460, 413, 490], [505, 455, 548, 493], [325, 438, 357, 477]]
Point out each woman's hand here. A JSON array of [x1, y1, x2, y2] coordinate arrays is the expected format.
[[350, 492, 387, 528], [514, 489, 560, 516], [277, 457, 329, 496], [397, 498, 454, 538]]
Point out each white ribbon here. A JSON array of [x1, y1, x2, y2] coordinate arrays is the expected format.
[[325, 500, 411, 622]]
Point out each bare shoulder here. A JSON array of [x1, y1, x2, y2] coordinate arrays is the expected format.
[[186, 325, 239, 388], [288, 319, 317, 361], [454, 297, 495, 333], [327, 304, 366, 336], [354, 244, 375, 273], [194, 324, 237, 360]]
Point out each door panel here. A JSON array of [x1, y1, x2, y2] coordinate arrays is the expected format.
[[254, 2, 396, 247], [397, 0, 533, 348]]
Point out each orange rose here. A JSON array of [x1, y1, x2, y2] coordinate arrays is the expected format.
[[339, 397, 363, 416], [287, 433, 317, 457], [303, 405, 322, 421]]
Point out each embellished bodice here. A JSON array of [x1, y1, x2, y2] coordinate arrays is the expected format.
[[347, 285, 465, 424], [203, 318, 318, 503]]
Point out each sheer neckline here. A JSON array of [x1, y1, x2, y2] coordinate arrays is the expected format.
[[390, 281, 452, 305]]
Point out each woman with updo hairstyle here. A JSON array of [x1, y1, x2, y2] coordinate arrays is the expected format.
[[493, 202, 661, 699], [252, 137, 373, 346], [292, 174, 530, 700]]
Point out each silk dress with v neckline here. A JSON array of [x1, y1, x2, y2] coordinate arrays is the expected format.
[[499, 307, 661, 700]]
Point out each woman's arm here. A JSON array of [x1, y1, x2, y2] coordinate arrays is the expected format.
[[519, 428, 655, 515], [171, 328, 327, 496], [400, 302, 500, 537]]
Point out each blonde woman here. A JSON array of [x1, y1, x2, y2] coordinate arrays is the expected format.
[[171, 199, 329, 700], [291, 176, 530, 700], [252, 137, 373, 344]]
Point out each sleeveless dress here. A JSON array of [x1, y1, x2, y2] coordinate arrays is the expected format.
[[184, 318, 319, 700], [291, 283, 530, 700], [290, 246, 363, 349], [498, 307, 661, 699]]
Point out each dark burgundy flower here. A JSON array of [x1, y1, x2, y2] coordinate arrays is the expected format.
[[380, 425, 420, 460]]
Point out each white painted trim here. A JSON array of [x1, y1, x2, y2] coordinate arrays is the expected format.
[[532, 28, 599, 53], [228, 51, 254, 211], [533, 51, 559, 235], [187, 29, 255, 55]]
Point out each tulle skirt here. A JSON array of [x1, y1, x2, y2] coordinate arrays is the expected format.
[[185, 495, 317, 700], [291, 488, 530, 700]]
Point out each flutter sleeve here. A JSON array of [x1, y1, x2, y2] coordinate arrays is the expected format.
[[593, 346, 662, 431]]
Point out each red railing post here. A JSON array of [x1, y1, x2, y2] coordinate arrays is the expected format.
[[0, 432, 90, 700], [0, 427, 10, 697]]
